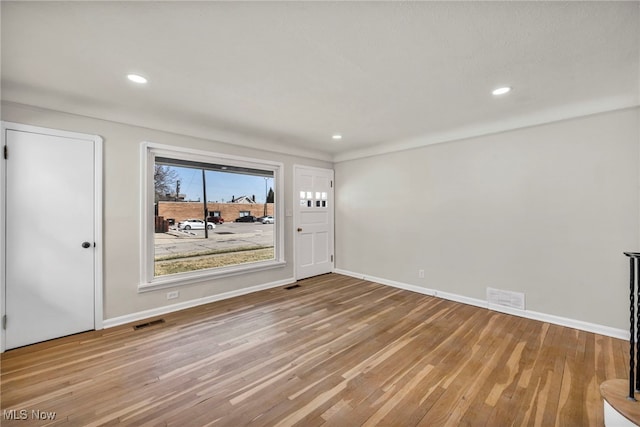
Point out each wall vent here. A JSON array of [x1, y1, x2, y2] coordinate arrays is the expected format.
[[487, 287, 525, 310]]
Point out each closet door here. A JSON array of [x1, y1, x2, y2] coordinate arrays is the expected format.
[[4, 126, 100, 349]]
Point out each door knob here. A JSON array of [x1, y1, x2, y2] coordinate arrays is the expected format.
[[297, 228, 302, 232], [82, 242, 91, 248]]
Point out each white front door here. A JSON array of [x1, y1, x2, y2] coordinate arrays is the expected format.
[[3, 124, 102, 350], [294, 166, 334, 280]]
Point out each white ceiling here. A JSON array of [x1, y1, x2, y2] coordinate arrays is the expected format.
[[2, 1, 638, 162]]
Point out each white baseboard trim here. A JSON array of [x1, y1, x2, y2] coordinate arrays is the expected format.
[[333, 269, 628, 340], [334, 269, 437, 297], [103, 277, 296, 329]]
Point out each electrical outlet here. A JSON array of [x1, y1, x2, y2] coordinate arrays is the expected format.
[[167, 291, 179, 300], [418, 269, 425, 279]]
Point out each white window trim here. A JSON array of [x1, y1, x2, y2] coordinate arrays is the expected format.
[[139, 141, 285, 292]]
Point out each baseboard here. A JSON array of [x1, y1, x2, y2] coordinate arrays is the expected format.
[[334, 269, 438, 297], [103, 277, 295, 329], [333, 269, 628, 340]]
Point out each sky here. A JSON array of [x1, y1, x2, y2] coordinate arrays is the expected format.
[[171, 166, 273, 203]]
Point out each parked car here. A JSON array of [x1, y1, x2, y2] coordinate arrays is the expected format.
[[234, 215, 257, 223], [206, 216, 225, 224], [177, 219, 216, 230], [259, 215, 274, 224]]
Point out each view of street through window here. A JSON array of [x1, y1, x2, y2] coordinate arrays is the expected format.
[[154, 221, 274, 276], [154, 163, 275, 277]]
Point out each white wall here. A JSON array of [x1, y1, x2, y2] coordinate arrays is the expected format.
[[3, 101, 639, 333], [1, 102, 331, 321], [335, 108, 640, 331]]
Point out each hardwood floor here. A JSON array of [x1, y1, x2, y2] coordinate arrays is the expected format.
[[1, 274, 628, 426]]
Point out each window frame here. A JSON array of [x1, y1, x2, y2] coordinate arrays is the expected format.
[[140, 142, 285, 292]]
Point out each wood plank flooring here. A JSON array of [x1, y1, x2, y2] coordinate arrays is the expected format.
[[0, 274, 628, 426]]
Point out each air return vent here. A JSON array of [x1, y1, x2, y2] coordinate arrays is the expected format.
[[487, 287, 525, 310], [133, 319, 165, 330]]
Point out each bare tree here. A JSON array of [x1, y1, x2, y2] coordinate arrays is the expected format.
[[154, 165, 179, 199]]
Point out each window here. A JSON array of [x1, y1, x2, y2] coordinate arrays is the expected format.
[[300, 190, 328, 208], [141, 142, 284, 291]]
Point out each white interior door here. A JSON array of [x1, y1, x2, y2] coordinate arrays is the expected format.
[[294, 166, 334, 280], [4, 126, 101, 350]]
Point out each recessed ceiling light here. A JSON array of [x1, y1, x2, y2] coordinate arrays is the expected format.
[[492, 86, 511, 96], [332, 134, 342, 140], [127, 74, 148, 84]]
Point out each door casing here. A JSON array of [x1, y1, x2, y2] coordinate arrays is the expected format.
[[293, 164, 335, 280], [0, 122, 103, 352]]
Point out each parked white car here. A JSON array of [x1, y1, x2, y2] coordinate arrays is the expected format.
[[260, 216, 274, 224], [177, 219, 216, 230]]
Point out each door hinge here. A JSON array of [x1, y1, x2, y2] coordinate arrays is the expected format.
[[2, 315, 6, 330], [3, 145, 7, 160], [331, 180, 333, 188], [331, 255, 334, 262]]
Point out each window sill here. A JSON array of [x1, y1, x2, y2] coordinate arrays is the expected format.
[[138, 259, 287, 293]]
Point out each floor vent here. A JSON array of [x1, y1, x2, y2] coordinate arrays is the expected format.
[[487, 287, 525, 310], [284, 284, 301, 290], [133, 319, 165, 330]]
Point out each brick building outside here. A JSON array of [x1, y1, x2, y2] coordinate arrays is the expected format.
[[158, 201, 274, 224]]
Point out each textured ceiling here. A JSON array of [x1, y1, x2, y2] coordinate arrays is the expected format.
[[1, 1, 638, 161]]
